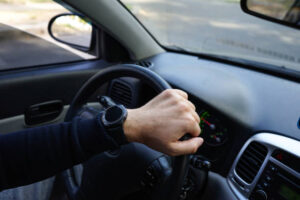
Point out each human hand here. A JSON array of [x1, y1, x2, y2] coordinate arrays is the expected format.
[[123, 89, 203, 156]]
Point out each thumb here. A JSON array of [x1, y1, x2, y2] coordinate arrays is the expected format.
[[169, 137, 204, 156]]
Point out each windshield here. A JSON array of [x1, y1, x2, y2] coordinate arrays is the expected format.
[[121, 0, 300, 72]]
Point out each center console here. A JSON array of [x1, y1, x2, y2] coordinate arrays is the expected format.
[[228, 133, 300, 200]]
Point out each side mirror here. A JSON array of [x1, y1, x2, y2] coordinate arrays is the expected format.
[[48, 13, 94, 51], [241, 0, 300, 30]]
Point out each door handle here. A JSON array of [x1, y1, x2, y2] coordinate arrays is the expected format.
[[25, 100, 63, 126]]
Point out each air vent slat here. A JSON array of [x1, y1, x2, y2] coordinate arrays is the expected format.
[[244, 150, 264, 164], [248, 145, 267, 160], [113, 83, 131, 90], [110, 81, 133, 107], [252, 142, 268, 153], [111, 94, 131, 100], [235, 142, 268, 184], [110, 93, 132, 104], [239, 159, 259, 175], [111, 90, 131, 96], [136, 60, 153, 68], [236, 168, 253, 183]]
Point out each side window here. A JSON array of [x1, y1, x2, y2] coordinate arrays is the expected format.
[[0, 0, 96, 71]]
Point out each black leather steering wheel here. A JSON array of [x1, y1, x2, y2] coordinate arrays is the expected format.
[[62, 64, 190, 200]]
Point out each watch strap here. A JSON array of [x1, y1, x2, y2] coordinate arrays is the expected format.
[[96, 111, 128, 146], [107, 125, 129, 146]]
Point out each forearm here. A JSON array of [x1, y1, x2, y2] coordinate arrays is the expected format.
[[0, 117, 117, 190]]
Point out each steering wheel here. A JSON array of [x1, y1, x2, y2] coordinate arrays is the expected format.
[[62, 64, 190, 200]]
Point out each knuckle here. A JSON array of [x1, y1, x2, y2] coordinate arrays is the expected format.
[[173, 98, 181, 104], [173, 94, 182, 101], [196, 114, 201, 123], [190, 102, 196, 110], [181, 91, 188, 99], [194, 117, 200, 125], [179, 102, 189, 112], [185, 116, 196, 126], [164, 89, 175, 98]]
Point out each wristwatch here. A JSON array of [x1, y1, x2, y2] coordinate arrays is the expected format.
[[98, 104, 128, 146]]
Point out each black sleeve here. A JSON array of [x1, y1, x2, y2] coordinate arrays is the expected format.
[[0, 117, 119, 191]]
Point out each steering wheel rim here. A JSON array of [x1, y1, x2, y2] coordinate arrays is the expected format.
[[63, 64, 189, 200]]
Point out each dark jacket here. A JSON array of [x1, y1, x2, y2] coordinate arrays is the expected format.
[[0, 117, 118, 191]]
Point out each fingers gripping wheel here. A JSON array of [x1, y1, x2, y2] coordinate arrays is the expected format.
[[63, 64, 190, 200]]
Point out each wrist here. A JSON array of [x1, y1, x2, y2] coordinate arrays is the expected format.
[[123, 109, 142, 143]]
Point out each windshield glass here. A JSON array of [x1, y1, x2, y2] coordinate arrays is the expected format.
[[121, 0, 300, 72]]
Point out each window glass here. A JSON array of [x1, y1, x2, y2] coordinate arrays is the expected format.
[[0, 0, 94, 71], [121, 0, 300, 73]]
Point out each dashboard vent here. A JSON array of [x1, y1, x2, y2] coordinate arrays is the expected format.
[[235, 142, 268, 184], [110, 81, 133, 107], [136, 60, 153, 68]]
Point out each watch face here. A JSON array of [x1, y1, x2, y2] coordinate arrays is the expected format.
[[102, 105, 127, 128], [105, 106, 123, 122]]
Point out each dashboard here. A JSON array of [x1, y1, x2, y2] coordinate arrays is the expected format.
[[110, 52, 300, 200]]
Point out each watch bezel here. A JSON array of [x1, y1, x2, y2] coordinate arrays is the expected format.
[[101, 105, 127, 128]]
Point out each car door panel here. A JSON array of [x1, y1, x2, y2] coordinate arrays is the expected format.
[[0, 60, 113, 133]]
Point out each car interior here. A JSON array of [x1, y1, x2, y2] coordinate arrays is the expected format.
[[0, 0, 299, 200]]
